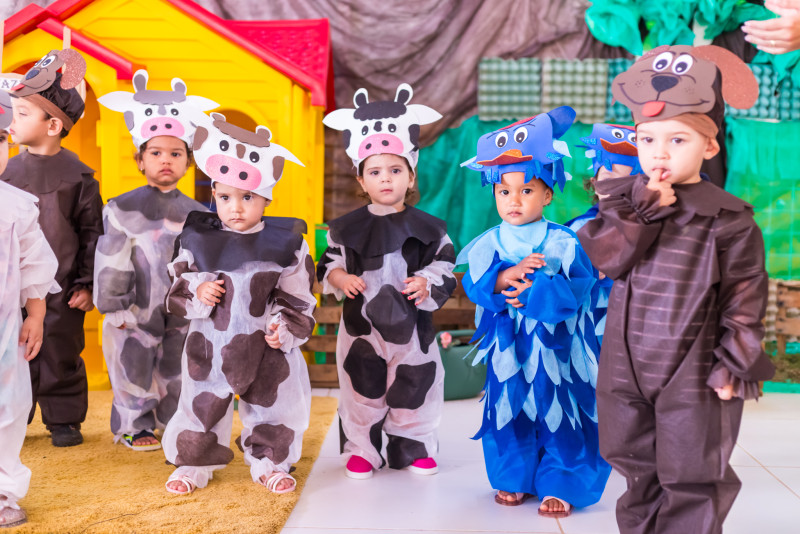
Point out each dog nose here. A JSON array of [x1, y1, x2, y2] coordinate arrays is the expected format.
[[651, 75, 679, 93]]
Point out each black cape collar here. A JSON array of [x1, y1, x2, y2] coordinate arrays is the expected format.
[[326, 204, 447, 258], [177, 211, 306, 271], [4, 149, 94, 194], [113, 186, 205, 222]]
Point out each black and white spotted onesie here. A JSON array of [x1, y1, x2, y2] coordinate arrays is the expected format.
[[161, 212, 316, 488], [317, 204, 456, 469]]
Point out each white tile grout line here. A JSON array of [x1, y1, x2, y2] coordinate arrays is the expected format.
[[735, 442, 800, 500]]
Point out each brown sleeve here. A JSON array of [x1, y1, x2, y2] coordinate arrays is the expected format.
[[577, 175, 677, 280], [707, 211, 775, 396], [71, 175, 104, 293]]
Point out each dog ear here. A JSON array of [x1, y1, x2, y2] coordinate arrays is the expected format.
[[693, 45, 758, 110], [57, 49, 87, 90]]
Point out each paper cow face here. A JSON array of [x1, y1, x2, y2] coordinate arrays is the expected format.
[[0, 89, 12, 130], [322, 83, 441, 169], [462, 106, 576, 192], [98, 70, 218, 148], [612, 45, 758, 125], [192, 112, 303, 200], [578, 123, 641, 176], [11, 49, 86, 98]]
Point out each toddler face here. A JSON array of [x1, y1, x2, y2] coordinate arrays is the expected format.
[[636, 119, 719, 186], [138, 136, 190, 191], [356, 153, 414, 211], [494, 172, 551, 226], [213, 181, 269, 232]]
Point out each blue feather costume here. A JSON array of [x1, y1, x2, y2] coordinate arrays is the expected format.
[[459, 108, 610, 506]]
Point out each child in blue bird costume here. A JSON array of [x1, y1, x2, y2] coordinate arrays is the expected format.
[[565, 123, 641, 345], [457, 106, 610, 516]]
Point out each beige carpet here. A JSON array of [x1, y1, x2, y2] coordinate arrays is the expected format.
[[15, 390, 338, 533]]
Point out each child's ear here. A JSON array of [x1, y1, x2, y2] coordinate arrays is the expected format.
[[46, 117, 64, 138], [704, 136, 721, 160], [545, 188, 553, 206], [355, 175, 368, 193]]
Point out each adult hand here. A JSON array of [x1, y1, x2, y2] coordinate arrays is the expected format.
[[743, 0, 800, 55]]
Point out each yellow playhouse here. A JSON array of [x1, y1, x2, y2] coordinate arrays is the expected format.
[[3, 0, 333, 388]]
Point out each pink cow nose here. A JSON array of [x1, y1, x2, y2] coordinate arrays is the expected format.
[[358, 134, 404, 160], [140, 117, 185, 140], [205, 154, 262, 190]]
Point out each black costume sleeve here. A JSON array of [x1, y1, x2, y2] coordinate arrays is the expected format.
[[71, 175, 104, 293]]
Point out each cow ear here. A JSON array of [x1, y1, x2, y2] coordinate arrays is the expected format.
[[57, 49, 86, 90], [192, 126, 209, 151], [354, 88, 369, 108], [406, 104, 442, 126], [256, 125, 272, 142], [322, 108, 354, 131], [171, 78, 187, 96], [186, 96, 219, 112], [395, 83, 413, 105], [132, 70, 149, 92], [98, 91, 133, 112]]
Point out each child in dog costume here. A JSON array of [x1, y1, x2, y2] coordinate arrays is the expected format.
[[457, 107, 611, 516], [161, 113, 314, 495], [94, 70, 217, 451], [578, 45, 775, 534], [318, 84, 456, 479]]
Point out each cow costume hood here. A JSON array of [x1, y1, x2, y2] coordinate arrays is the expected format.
[[98, 69, 218, 148], [322, 83, 441, 170], [192, 112, 304, 200], [462, 106, 576, 192], [577, 123, 641, 176], [611, 44, 758, 136], [10, 48, 87, 132]]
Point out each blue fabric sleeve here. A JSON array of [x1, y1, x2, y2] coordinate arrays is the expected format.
[[462, 253, 515, 313]]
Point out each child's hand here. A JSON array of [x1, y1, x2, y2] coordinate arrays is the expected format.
[[403, 276, 429, 306], [646, 170, 677, 207], [19, 316, 44, 361], [197, 279, 226, 306], [68, 288, 94, 312], [340, 274, 367, 299], [715, 384, 736, 401], [501, 278, 533, 308], [265, 322, 282, 350]]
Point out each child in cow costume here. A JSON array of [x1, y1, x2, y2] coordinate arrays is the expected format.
[[0, 87, 60, 528], [1, 49, 104, 448], [565, 123, 641, 346], [95, 70, 217, 451], [318, 84, 456, 479], [456, 107, 610, 516], [577, 45, 775, 534], [162, 113, 315, 496]]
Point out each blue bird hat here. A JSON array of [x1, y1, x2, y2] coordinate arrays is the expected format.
[[577, 123, 641, 176], [461, 106, 576, 192]]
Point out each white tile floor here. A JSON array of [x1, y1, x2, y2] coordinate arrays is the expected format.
[[283, 391, 800, 534]]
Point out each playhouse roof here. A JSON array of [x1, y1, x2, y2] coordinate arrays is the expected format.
[[3, 0, 333, 108]]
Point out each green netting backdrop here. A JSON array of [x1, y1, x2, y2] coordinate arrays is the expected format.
[[417, 115, 800, 279]]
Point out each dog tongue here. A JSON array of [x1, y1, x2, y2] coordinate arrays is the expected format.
[[643, 101, 665, 117]]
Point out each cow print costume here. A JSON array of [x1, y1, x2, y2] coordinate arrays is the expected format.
[[161, 114, 312, 490], [318, 204, 456, 470], [94, 186, 207, 441]]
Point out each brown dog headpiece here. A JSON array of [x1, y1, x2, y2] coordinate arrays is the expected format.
[[10, 49, 87, 131], [611, 45, 758, 129]]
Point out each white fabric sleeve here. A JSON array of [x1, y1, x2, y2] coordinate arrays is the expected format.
[[318, 233, 347, 300], [17, 202, 60, 307], [166, 246, 217, 320], [268, 241, 317, 351], [413, 234, 457, 312]]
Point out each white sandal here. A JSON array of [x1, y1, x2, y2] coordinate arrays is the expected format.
[[165, 473, 197, 495], [538, 495, 572, 518], [260, 472, 296, 494]]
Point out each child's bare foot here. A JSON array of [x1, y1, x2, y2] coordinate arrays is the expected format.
[[538, 496, 572, 517], [494, 490, 531, 506], [259, 471, 296, 494]]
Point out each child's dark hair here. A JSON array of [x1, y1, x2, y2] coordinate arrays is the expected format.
[[39, 76, 85, 138], [133, 138, 194, 175], [584, 173, 600, 205]]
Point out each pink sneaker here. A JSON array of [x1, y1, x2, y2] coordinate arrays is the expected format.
[[407, 457, 438, 475], [345, 455, 374, 479]]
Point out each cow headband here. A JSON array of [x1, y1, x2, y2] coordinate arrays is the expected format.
[[10, 49, 86, 131], [193, 112, 304, 200], [577, 123, 641, 176], [322, 83, 441, 170], [462, 106, 575, 192], [98, 70, 219, 148], [612, 45, 758, 129]]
